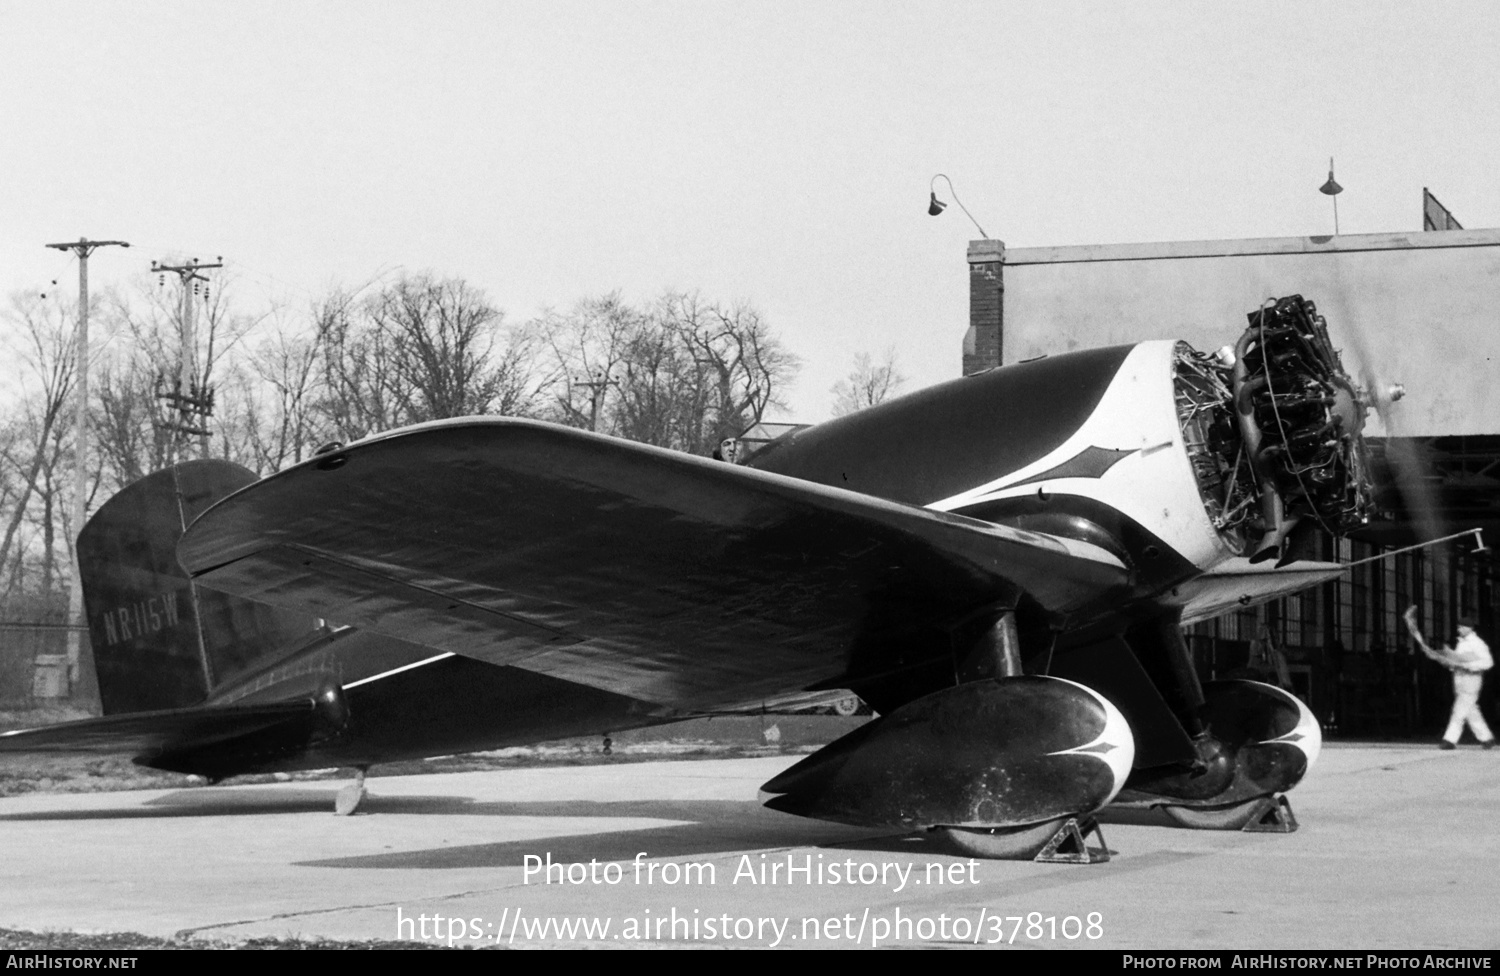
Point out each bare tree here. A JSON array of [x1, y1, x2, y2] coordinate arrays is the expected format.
[[193, 278, 273, 471], [658, 292, 800, 453], [373, 275, 508, 420], [0, 292, 77, 599], [612, 317, 705, 448], [35, 421, 68, 595], [242, 309, 327, 471], [535, 290, 800, 453], [92, 350, 174, 490], [538, 292, 641, 432], [210, 361, 275, 473], [831, 347, 907, 417], [314, 274, 541, 443], [488, 319, 552, 419], [310, 285, 401, 441]]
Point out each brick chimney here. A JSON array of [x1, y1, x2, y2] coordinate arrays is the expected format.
[[963, 239, 1004, 375]]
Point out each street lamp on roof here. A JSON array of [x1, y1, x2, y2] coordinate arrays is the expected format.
[[1319, 158, 1343, 234], [927, 174, 989, 239]]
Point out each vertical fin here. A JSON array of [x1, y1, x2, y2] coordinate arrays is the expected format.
[[78, 461, 319, 715]]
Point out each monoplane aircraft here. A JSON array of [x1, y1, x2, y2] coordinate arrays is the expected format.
[[1, 295, 1372, 860]]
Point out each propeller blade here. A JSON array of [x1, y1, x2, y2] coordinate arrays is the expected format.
[[1338, 317, 1441, 544]]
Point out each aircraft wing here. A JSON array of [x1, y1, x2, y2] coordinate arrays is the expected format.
[[1168, 558, 1345, 625], [178, 419, 1129, 710]]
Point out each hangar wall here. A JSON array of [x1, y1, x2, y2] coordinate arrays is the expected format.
[[961, 227, 1500, 738], [965, 228, 1500, 438]]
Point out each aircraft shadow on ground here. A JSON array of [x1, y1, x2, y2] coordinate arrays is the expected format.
[[0, 787, 944, 866], [0, 788, 1188, 865], [0, 788, 469, 820], [1095, 806, 1180, 827], [294, 797, 923, 869]]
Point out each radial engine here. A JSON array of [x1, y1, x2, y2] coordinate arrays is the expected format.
[[1175, 294, 1377, 564]]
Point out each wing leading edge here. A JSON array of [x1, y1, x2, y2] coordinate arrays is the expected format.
[[179, 419, 1130, 709], [1169, 558, 1345, 625]]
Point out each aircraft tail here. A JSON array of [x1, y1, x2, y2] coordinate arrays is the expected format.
[[78, 461, 319, 715]]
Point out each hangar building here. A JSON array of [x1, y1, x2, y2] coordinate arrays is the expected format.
[[960, 206, 1500, 739]]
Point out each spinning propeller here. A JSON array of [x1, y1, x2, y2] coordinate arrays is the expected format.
[[1339, 319, 1447, 546]]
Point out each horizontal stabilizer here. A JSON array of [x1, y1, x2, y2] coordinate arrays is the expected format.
[[0, 698, 318, 758]]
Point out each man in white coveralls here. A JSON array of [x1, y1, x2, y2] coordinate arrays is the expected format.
[[1404, 606, 1495, 750]]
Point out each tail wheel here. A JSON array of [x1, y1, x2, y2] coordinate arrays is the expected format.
[[831, 695, 861, 717]]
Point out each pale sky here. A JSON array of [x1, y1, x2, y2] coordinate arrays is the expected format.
[[4, 1, 1498, 423]]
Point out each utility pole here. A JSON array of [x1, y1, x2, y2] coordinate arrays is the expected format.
[[44, 237, 129, 697], [151, 257, 222, 461]]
